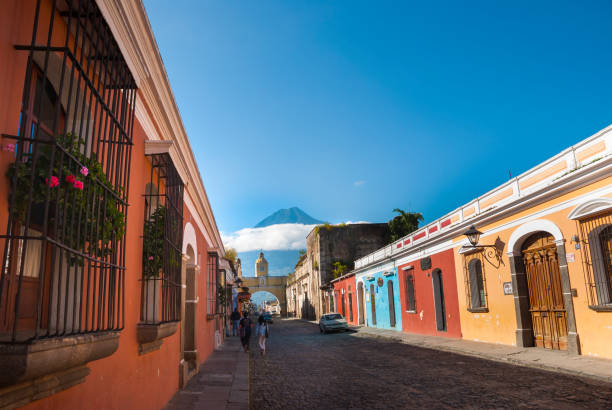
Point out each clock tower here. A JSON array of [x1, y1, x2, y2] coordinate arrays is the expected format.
[[255, 252, 268, 277]]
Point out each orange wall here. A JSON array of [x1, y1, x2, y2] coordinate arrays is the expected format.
[[0, 1, 221, 408], [453, 176, 612, 358]]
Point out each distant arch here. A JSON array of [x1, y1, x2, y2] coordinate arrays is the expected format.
[[508, 219, 563, 256]]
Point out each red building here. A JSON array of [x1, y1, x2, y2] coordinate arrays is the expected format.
[[330, 273, 358, 326], [397, 249, 462, 338]]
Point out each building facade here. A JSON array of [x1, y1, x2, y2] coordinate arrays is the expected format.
[[0, 1, 229, 408], [330, 273, 357, 325], [350, 125, 612, 358]]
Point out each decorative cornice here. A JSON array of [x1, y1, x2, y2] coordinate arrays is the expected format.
[[97, 0, 224, 253]]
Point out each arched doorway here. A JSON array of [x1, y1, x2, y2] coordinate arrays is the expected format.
[[184, 245, 197, 372], [521, 232, 568, 350], [387, 280, 396, 327], [432, 269, 446, 332], [358, 282, 365, 325], [251, 291, 281, 314]]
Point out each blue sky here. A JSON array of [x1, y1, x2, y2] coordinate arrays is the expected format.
[[144, 0, 612, 236]]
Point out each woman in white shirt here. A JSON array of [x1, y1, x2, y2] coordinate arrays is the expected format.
[[256, 314, 269, 355]]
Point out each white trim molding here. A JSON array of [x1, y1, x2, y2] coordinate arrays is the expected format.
[[182, 222, 198, 256], [507, 219, 564, 255], [568, 197, 612, 220]]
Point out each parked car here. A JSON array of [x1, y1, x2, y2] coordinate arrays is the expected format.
[[319, 313, 348, 333]]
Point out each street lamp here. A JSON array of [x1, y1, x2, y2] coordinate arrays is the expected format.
[[462, 225, 503, 265], [464, 225, 482, 247]]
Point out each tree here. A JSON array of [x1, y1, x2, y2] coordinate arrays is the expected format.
[[388, 208, 423, 242], [298, 249, 306, 257], [224, 248, 237, 264]]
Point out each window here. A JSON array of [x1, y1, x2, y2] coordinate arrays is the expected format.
[[207, 253, 219, 315], [348, 293, 353, 321], [576, 211, 612, 309], [0, 0, 136, 342], [405, 274, 416, 312], [463, 251, 488, 312], [141, 154, 184, 324]]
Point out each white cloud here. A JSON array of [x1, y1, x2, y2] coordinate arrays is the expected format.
[[221, 223, 316, 252], [353, 180, 366, 187]]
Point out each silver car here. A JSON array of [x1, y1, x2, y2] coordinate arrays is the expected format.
[[319, 313, 349, 333]]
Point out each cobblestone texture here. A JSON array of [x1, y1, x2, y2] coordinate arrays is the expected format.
[[249, 319, 612, 409]]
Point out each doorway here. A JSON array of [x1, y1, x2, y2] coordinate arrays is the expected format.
[[369, 284, 377, 325], [521, 232, 568, 350], [387, 280, 396, 327], [432, 269, 446, 331], [358, 282, 365, 325]]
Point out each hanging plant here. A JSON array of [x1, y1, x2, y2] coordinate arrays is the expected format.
[[7, 133, 125, 265], [142, 205, 166, 278]]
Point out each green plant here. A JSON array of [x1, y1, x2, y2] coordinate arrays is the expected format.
[[224, 248, 237, 264], [142, 205, 166, 278], [217, 284, 229, 307], [7, 133, 125, 264], [332, 261, 348, 279], [388, 208, 423, 242]]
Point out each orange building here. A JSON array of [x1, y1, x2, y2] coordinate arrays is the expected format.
[[0, 1, 233, 408]]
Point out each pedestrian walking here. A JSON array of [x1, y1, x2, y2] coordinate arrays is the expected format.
[[256, 314, 269, 356], [239, 312, 252, 352], [230, 308, 241, 337]]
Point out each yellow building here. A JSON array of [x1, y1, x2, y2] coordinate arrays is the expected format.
[[448, 126, 612, 357]]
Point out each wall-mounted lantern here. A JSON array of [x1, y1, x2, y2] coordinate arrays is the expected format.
[[462, 225, 504, 266]]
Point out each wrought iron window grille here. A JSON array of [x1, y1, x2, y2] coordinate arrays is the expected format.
[[463, 251, 489, 312], [576, 211, 612, 310], [207, 252, 219, 316], [0, 0, 136, 343], [140, 153, 184, 324]]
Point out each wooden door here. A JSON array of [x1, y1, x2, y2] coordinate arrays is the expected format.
[[522, 233, 568, 350], [369, 284, 377, 325], [387, 280, 396, 327], [358, 283, 365, 325]]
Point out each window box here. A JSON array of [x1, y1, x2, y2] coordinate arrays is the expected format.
[[137, 322, 178, 355], [467, 307, 489, 313], [588, 305, 612, 312]]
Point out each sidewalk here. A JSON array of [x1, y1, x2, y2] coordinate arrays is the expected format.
[[164, 336, 249, 410], [349, 324, 612, 384]]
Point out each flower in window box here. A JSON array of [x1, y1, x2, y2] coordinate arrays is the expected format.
[[73, 180, 84, 190], [2, 143, 15, 153], [45, 176, 59, 188], [80, 166, 89, 176], [66, 174, 76, 184]]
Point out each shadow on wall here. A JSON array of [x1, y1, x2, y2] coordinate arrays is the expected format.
[[301, 297, 316, 321]]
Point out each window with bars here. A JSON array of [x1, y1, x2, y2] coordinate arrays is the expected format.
[[463, 251, 488, 312], [0, 0, 136, 342], [576, 211, 612, 309], [405, 274, 416, 312], [207, 253, 219, 315], [140, 154, 184, 324]]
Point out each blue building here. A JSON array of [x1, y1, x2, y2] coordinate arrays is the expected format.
[[356, 263, 402, 331]]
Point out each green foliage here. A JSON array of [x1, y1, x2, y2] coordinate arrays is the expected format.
[[7, 133, 125, 265], [217, 283, 230, 306], [225, 248, 237, 263], [143, 205, 166, 278], [298, 249, 306, 257], [332, 261, 348, 279], [388, 208, 423, 242]]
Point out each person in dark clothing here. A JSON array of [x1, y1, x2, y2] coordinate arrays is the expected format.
[[230, 308, 241, 336], [239, 311, 252, 352]]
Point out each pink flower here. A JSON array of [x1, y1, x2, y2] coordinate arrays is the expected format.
[[2, 144, 15, 153], [80, 166, 89, 177], [45, 176, 59, 188], [148, 256, 154, 261], [65, 174, 76, 184], [73, 180, 84, 190]]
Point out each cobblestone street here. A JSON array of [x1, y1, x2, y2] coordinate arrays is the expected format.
[[249, 319, 612, 409]]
